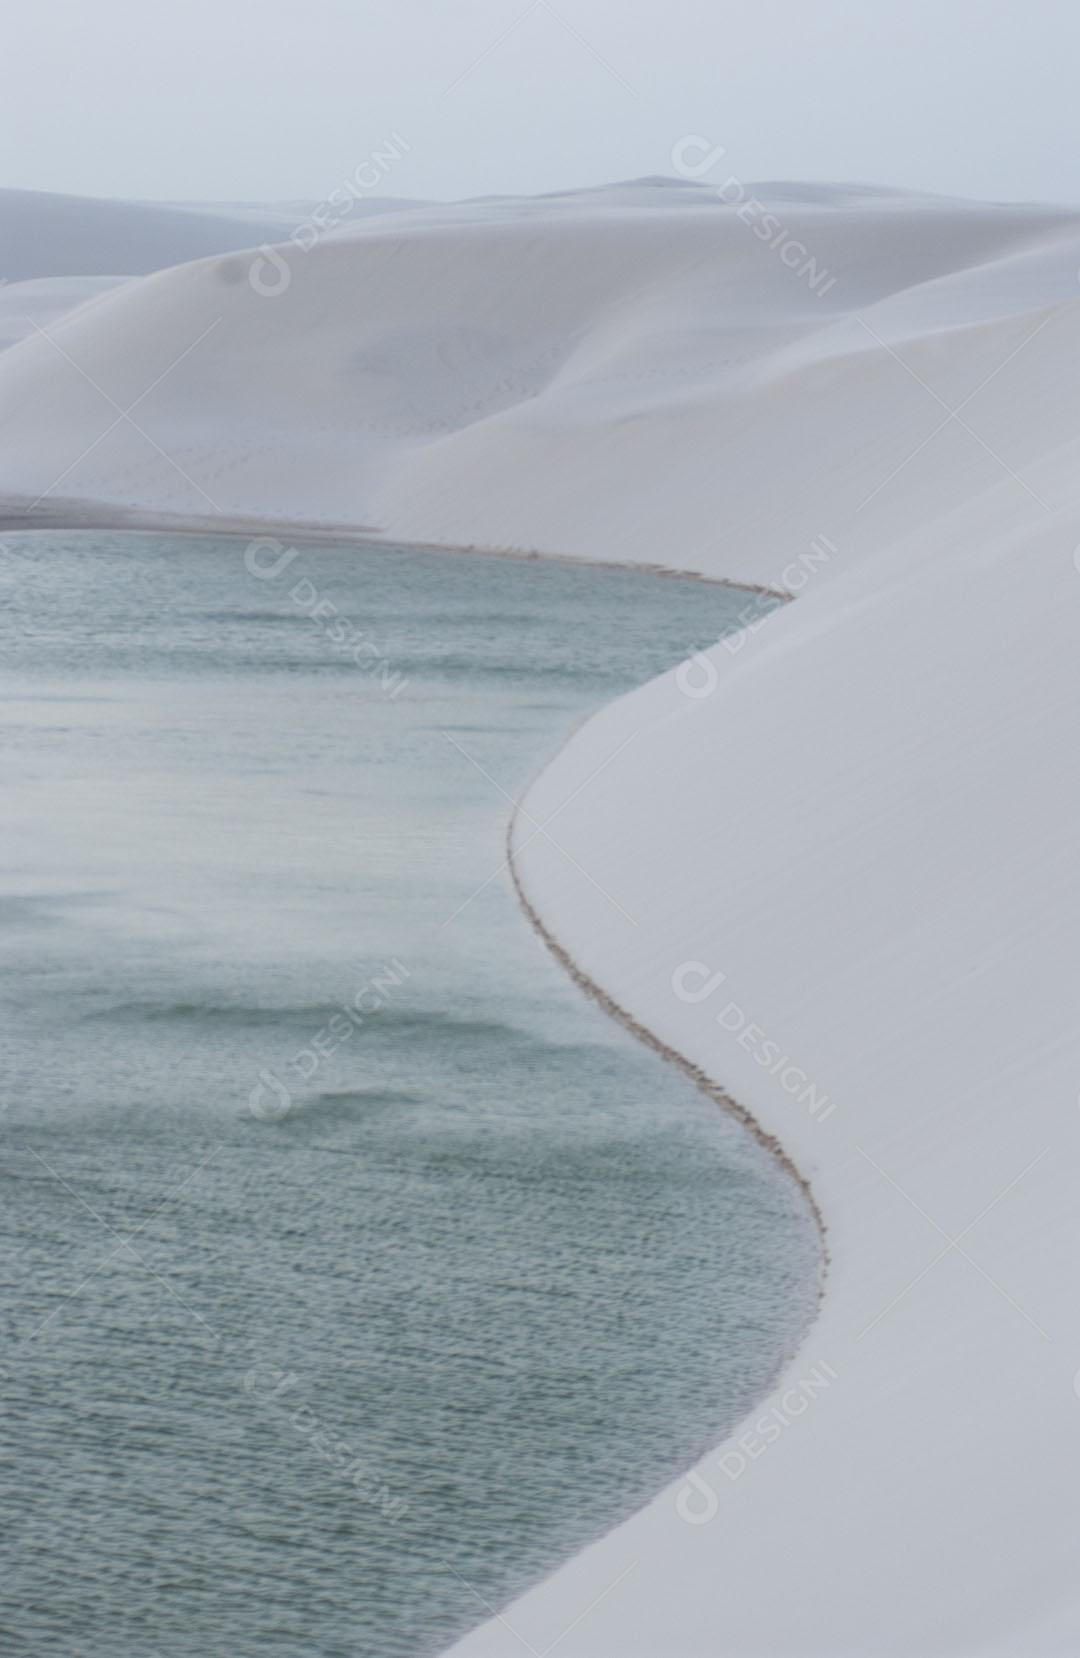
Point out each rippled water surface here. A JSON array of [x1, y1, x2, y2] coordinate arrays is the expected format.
[[1, 533, 818, 1657]]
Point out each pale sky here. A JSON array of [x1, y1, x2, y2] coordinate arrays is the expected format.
[[4, 0, 1079, 206]]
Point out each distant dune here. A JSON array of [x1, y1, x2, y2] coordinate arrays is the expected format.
[[0, 187, 309, 281], [0, 180, 1078, 592]]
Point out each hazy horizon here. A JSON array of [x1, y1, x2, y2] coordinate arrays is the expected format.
[[5, 0, 1080, 208], [5, 173, 1077, 212]]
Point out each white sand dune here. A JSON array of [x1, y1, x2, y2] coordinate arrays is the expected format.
[[454, 494, 1080, 1657], [435, 194, 1080, 1656], [5, 180, 1080, 1653], [2, 180, 1079, 588]]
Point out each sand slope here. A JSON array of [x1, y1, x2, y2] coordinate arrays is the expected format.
[[2, 181, 1079, 588], [438, 195, 1080, 1656], [443, 486, 1080, 1656]]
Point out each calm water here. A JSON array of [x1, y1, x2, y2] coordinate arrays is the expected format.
[[0, 533, 818, 1658]]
